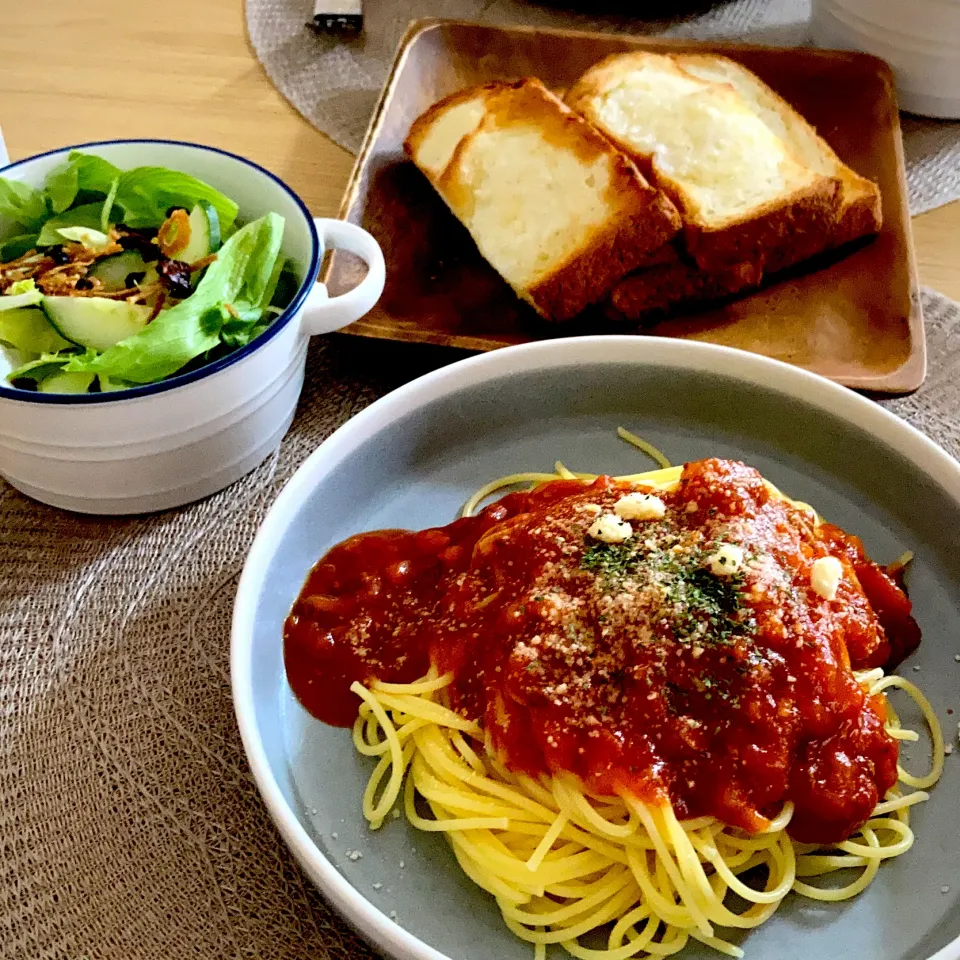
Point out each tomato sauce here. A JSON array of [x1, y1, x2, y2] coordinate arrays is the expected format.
[[284, 459, 919, 845]]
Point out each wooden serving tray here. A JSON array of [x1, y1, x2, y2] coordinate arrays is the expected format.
[[329, 19, 924, 393]]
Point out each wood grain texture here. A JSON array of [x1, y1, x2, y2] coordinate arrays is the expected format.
[[913, 205, 960, 302], [0, 0, 354, 218], [0, 4, 957, 308]]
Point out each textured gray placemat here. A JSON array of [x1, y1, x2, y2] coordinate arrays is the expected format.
[[1, 288, 957, 959], [245, 0, 960, 216]]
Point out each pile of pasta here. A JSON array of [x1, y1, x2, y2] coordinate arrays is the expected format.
[[347, 451, 943, 960]]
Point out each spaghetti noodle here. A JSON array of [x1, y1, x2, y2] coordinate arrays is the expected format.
[[350, 666, 939, 959], [284, 440, 944, 959]]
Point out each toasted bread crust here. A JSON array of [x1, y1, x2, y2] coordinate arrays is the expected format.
[[683, 175, 841, 272], [607, 170, 883, 323], [407, 78, 681, 322], [526, 193, 682, 322], [567, 52, 847, 273], [403, 83, 500, 181], [830, 182, 883, 250], [607, 259, 762, 321], [566, 52, 656, 110], [673, 53, 881, 267], [757, 183, 880, 275], [607, 177, 882, 324]]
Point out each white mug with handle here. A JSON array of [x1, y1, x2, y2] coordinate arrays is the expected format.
[[0, 139, 387, 515]]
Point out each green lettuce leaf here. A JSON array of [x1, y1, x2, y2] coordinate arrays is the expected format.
[[97, 374, 136, 392], [6, 352, 75, 384], [0, 178, 49, 231], [0, 279, 44, 311], [100, 176, 120, 231], [219, 304, 266, 348], [0, 234, 39, 260], [4, 153, 240, 254], [230, 227, 284, 313], [7, 279, 38, 296], [218, 254, 289, 348], [65, 212, 284, 384], [219, 315, 275, 350], [36, 202, 104, 246], [44, 162, 80, 214], [43, 153, 124, 213], [115, 167, 239, 231], [56, 226, 112, 253], [73, 153, 123, 195]]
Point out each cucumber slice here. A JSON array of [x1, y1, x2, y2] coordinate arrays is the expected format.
[[97, 375, 132, 393], [180, 202, 220, 265], [88, 251, 152, 292], [39, 371, 96, 395], [0, 307, 72, 355], [43, 297, 152, 351]]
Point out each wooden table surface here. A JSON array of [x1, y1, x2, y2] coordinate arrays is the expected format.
[[4, 0, 960, 301]]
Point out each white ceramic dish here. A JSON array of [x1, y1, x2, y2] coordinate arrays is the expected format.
[[232, 337, 960, 960], [0, 139, 385, 514], [812, 0, 960, 118]]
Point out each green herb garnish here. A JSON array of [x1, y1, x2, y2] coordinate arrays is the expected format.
[[581, 535, 755, 647], [581, 539, 645, 578]]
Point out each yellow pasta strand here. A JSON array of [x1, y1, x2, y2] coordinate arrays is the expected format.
[[461, 473, 561, 518], [616, 427, 673, 470], [870, 675, 944, 788], [460, 426, 674, 518], [526, 813, 570, 872], [350, 681, 407, 828], [371, 671, 453, 695]]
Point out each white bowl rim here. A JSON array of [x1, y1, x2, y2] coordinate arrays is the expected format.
[[0, 138, 320, 406], [231, 335, 960, 960]]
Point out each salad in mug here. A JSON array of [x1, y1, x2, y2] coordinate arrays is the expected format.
[[0, 152, 298, 394]]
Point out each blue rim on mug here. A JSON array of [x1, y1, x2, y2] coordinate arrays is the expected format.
[[0, 139, 322, 406]]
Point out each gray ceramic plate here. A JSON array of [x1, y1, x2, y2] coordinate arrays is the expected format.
[[232, 337, 960, 960]]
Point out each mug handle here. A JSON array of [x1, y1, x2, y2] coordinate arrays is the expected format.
[[300, 218, 386, 336]]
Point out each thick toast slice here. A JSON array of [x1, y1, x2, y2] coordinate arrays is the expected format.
[[404, 86, 491, 184], [604, 53, 883, 323], [608, 168, 879, 322], [678, 54, 881, 270], [608, 163, 879, 322], [566, 52, 843, 273], [405, 78, 682, 322]]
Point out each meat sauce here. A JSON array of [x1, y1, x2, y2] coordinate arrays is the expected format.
[[284, 459, 921, 845]]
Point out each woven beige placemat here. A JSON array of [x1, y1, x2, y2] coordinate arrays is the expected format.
[[1, 288, 958, 959], [244, 0, 960, 216]]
